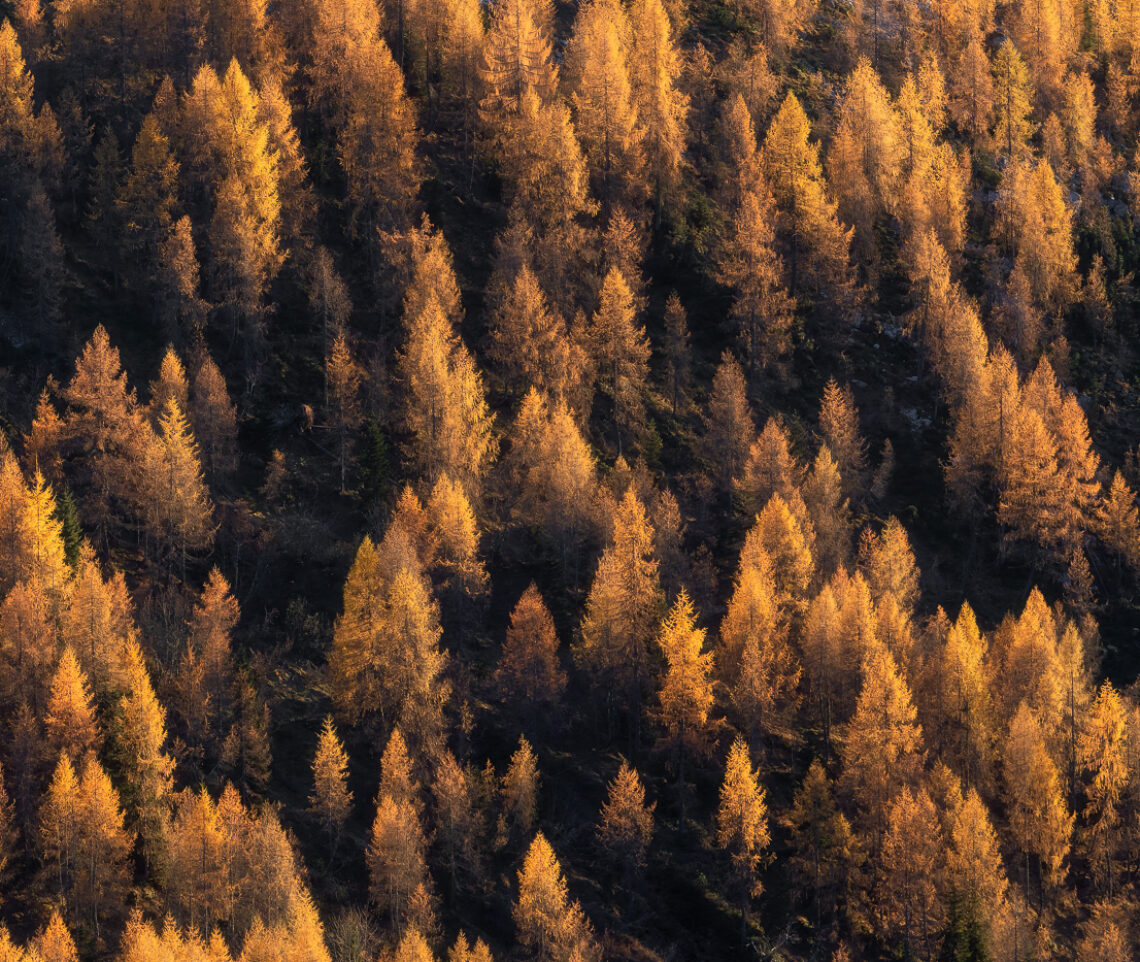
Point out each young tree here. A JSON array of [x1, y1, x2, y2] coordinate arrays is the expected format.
[[586, 268, 652, 453], [839, 645, 923, 850], [661, 292, 691, 415], [425, 473, 488, 598], [502, 736, 540, 846], [703, 352, 754, 490], [876, 787, 945, 958], [513, 833, 599, 962], [596, 759, 654, 884], [44, 649, 101, 763], [368, 792, 429, 936], [785, 760, 857, 933], [309, 716, 353, 848], [189, 352, 238, 480], [141, 397, 215, 573], [494, 584, 567, 722], [111, 642, 174, 872], [716, 737, 770, 944], [818, 380, 868, 503], [655, 591, 714, 825], [1003, 701, 1073, 898], [574, 489, 664, 737], [326, 332, 363, 494]]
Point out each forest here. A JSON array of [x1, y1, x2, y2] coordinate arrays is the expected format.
[[2, 0, 1140, 957]]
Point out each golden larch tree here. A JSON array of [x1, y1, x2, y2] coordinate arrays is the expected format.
[[1003, 701, 1074, 898], [716, 737, 770, 944], [574, 488, 664, 736], [494, 583, 568, 719], [309, 716, 353, 847], [596, 759, 654, 880], [367, 792, 430, 936], [656, 590, 714, 823], [513, 832, 599, 962]]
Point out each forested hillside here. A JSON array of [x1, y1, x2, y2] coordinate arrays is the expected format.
[[3, 0, 1140, 958]]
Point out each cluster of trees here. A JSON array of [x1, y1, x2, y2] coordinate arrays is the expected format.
[[5, 0, 1140, 958]]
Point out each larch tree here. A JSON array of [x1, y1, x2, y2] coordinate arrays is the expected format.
[[827, 58, 903, 268], [0, 763, 14, 891], [506, 391, 598, 573], [432, 749, 481, 895], [487, 263, 575, 402], [716, 167, 795, 379], [479, 0, 557, 126], [425, 473, 489, 599], [627, 0, 688, 204], [876, 786, 945, 958], [502, 736, 540, 846], [367, 792, 430, 936], [149, 347, 189, 422], [928, 602, 995, 793], [803, 445, 851, 575], [61, 544, 134, 694], [1097, 471, 1140, 570], [45, 649, 101, 764], [991, 42, 1035, 161], [309, 716, 353, 848], [513, 832, 599, 962], [25, 910, 79, 962], [398, 285, 497, 493], [736, 416, 799, 517], [838, 645, 923, 851], [949, 28, 994, 147], [111, 642, 174, 873], [140, 397, 214, 573], [750, 493, 815, 610], [40, 752, 133, 942], [326, 331, 363, 494], [716, 737, 771, 944], [785, 760, 857, 933], [1003, 701, 1074, 898], [761, 92, 852, 304], [703, 352, 754, 491], [655, 590, 714, 825], [574, 488, 664, 738], [338, 33, 420, 247], [587, 268, 652, 453], [328, 538, 450, 752], [662, 292, 691, 414], [818, 379, 868, 505], [720, 541, 801, 748], [189, 352, 238, 481], [117, 113, 180, 287], [596, 759, 654, 883], [996, 159, 1078, 317], [945, 788, 1008, 943], [180, 567, 239, 751], [199, 62, 284, 339], [1078, 681, 1129, 893], [494, 583, 567, 722], [565, 0, 643, 211]]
